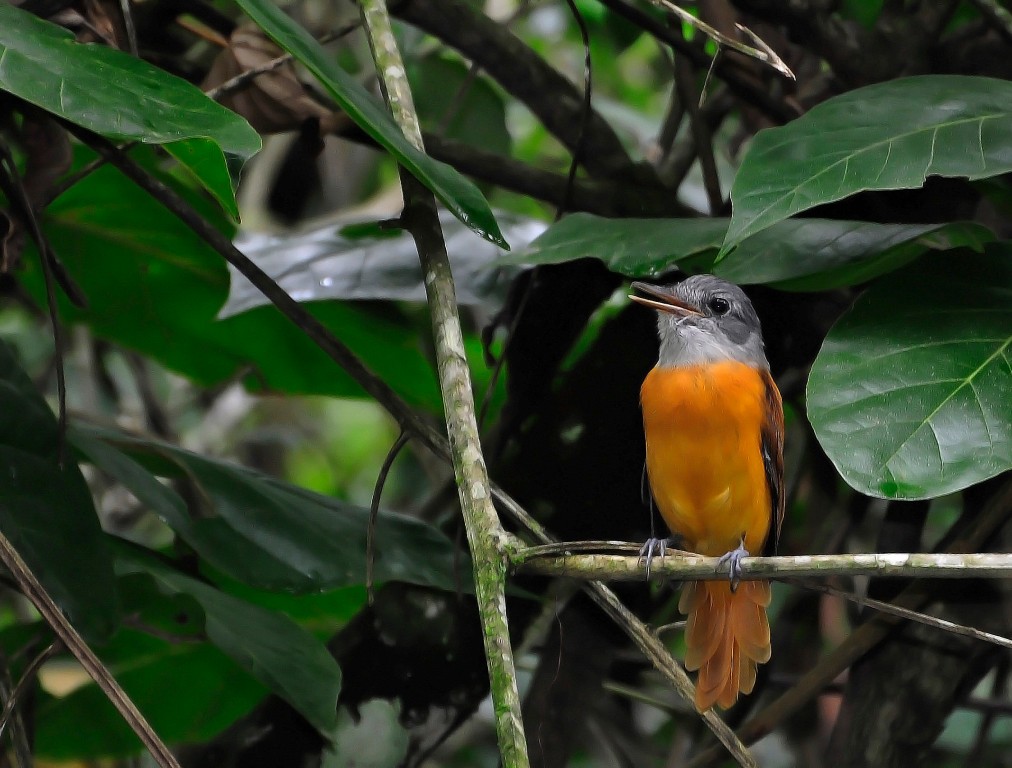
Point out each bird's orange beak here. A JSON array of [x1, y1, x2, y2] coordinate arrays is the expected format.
[[629, 281, 702, 318]]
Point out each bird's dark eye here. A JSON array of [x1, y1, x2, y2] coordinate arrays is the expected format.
[[708, 297, 731, 315]]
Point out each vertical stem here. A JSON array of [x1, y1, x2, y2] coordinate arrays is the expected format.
[[356, 4, 530, 766]]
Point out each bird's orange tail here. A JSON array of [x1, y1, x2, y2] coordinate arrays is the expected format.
[[679, 579, 772, 711]]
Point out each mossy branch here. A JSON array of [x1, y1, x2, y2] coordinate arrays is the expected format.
[[513, 548, 1012, 580], [355, 2, 529, 766]]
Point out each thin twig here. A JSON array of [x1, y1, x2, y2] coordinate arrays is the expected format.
[[0, 531, 181, 768], [0, 641, 60, 750], [966, 0, 1012, 45], [118, 0, 139, 56], [204, 23, 361, 102], [0, 143, 69, 463], [673, 56, 722, 214], [790, 579, 1012, 651], [366, 430, 409, 605], [558, 0, 592, 218], [643, 0, 795, 79]]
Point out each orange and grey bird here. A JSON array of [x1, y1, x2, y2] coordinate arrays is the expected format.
[[630, 276, 784, 712]]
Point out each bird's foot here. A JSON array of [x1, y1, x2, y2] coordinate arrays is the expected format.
[[639, 537, 670, 580], [717, 536, 749, 592]]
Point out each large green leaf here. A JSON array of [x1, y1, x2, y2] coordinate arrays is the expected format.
[[722, 75, 1012, 253], [508, 212, 991, 289], [71, 425, 462, 593], [117, 549, 342, 734], [807, 249, 1012, 500], [235, 0, 507, 248], [0, 341, 120, 641], [26, 151, 443, 411], [0, 5, 259, 213], [36, 632, 265, 759]]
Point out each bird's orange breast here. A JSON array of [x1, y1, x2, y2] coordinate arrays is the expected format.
[[641, 361, 772, 557]]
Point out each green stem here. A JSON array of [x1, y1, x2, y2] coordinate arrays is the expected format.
[[356, 4, 530, 766]]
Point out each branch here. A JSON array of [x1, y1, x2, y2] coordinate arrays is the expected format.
[[513, 550, 1012, 580], [0, 531, 181, 768], [357, 2, 530, 765], [390, 0, 655, 182], [643, 0, 795, 80]]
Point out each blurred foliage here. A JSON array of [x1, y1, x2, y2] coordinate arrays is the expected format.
[[0, 0, 1010, 766]]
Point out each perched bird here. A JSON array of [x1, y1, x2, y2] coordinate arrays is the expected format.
[[631, 275, 784, 712]]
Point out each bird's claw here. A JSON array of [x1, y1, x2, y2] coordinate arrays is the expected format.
[[639, 537, 670, 580], [717, 538, 749, 592]]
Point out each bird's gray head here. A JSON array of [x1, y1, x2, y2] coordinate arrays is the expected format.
[[630, 275, 769, 369]]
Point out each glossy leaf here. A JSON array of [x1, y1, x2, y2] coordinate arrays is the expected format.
[[723, 75, 1012, 252], [37, 634, 265, 758], [164, 139, 241, 221], [509, 212, 990, 289], [0, 5, 259, 213], [236, 0, 507, 248], [221, 211, 543, 318], [118, 551, 342, 734], [807, 249, 1012, 499], [27, 152, 442, 411], [0, 342, 119, 641], [72, 425, 462, 593]]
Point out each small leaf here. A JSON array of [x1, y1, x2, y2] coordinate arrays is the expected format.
[[72, 426, 462, 593], [0, 6, 259, 215], [235, 0, 507, 248], [164, 139, 241, 221], [807, 249, 1012, 500], [723, 75, 1012, 253], [117, 548, 342, 734], [0, 341, 120, 641]]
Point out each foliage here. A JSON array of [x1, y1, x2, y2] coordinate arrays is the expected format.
[[0, 0, 1010, 766]]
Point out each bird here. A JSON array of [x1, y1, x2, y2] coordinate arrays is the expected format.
[[630, 275, 784, 712]]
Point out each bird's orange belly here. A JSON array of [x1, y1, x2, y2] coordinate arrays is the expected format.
[[641, 361, 772, 557]]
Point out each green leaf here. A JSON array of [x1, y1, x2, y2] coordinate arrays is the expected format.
[[509, 214, 725, 276], [71, 425, 462, 593], [234, 0, 507, 248], [0, 5, 259, 214], [164, 139, 241, 221], [118, 548, 342, 733], [807, 249, 1012, 500], [714, 220, 993, 291], [223, 211, 541, 317], [509, 213, 992, 289], [0, 341, 120, 641], [27, 150, 443, 411], [36, 631, 266, 759], [723, 75, 1012, 253]]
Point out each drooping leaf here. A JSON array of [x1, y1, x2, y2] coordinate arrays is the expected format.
[[0, 5, 259, 213], [507, 212, 991, 289], [221, 211, 543, 318], [26, 151, 442, 411], [235, 0, 507, 248], [807, 248, 1012, 500], [0, 341, 120, 641], [164, 139, 241, 221], [722, 75, 1012, 253], [116, 548, 342, 734], [36, 630, 266, 759], [71, 425, 462, 593]]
